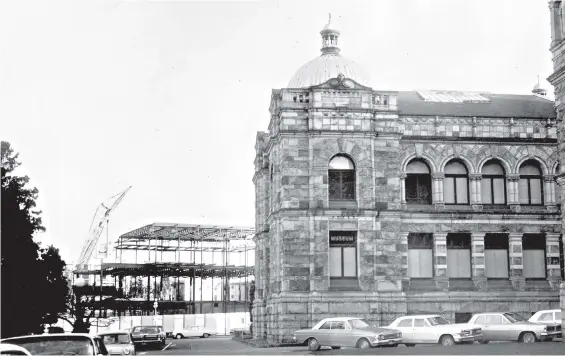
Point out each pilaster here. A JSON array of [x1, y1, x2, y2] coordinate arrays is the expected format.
[[399, 232, 410, 288], [471, 232, 487, 291], [433, 232, 448, 290], [546, 233, 563, 290], [508, 233, 526, 291], [432, 172, 445, 209], [507, 174, 520, 212]]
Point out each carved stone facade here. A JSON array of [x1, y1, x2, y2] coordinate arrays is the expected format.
[[548, 0, 565, 340], [253, 20, 563, 344]]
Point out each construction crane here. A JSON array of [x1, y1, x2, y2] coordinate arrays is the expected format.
[[75, 186, 132, 270]]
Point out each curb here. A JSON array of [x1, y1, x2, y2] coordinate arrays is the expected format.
[[232, 337, 303, 348]]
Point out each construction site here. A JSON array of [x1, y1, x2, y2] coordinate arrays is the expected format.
[[69, 187, 256, 335]]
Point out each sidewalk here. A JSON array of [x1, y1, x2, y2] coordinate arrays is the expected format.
[[232, 337, 301, 348]]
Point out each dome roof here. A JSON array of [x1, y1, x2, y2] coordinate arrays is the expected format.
[[288, 54, 372, 88], [532, 76, 548, 96], [287, 15, 372, 89]]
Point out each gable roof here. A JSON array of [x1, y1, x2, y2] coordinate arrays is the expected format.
[[397, 91, 556, 119]]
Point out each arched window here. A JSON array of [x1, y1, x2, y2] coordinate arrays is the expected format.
[[328, 155, 355, 200], [519, 160, 543, 205], [481, 160, 506, 204], [444, 160, 469, 204], [406, 159, 432, 204]]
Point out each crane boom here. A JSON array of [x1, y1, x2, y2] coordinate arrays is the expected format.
[[76, 186, 132, 269]]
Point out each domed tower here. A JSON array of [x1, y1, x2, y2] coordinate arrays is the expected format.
[[532, 76, 548, 97], [287, 14, 372, 88], [253, 16, 400, 344]]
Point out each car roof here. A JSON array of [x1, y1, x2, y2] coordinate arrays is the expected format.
[[2, 333, 95, 342], [533, 309, 561, 313], [319, 317, 364, 322], [98, 331, 131, 335], [398, 315, 441, 319]]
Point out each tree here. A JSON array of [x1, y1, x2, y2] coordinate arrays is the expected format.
[[1, 141, 68, 337]]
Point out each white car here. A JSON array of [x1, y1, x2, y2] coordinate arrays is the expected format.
[[529, 309, 562, 326], [173, 326, 218, 339], [388, 315, 482, 346], [0, 343, 32, 356]]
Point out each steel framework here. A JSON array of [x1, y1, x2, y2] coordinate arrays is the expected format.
[[81, 223, 256, 316]]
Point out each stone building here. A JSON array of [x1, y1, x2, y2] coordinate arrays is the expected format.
[[253, 17, 564, 344], [547, 0, 565, 335]]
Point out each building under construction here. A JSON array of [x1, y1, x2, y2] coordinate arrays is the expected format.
[[79, 223, 255, 317]]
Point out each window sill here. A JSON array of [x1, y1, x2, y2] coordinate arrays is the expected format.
[[329, 200, 357, 209], [329, 278, 359, 291]]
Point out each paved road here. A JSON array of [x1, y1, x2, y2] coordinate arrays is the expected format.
[[139, 336, 565, 355]]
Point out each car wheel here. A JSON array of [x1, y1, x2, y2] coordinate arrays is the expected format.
[[203, 333, 210, 338], [331, 346, 341, 349], [440, 335, 455, 347], [479, 340, 489, 344], [176, 334, 183, 339], [356, 338, 371, 349], [520, 332, 536, 344], [308, 338, 321, 351], [405, 344, 416, 347]]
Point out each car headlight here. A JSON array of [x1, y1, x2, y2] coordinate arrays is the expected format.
[[378, 334, 384, 340], [543, 326, 548, 332], [397, 332, 402, 338], [124, 348, 131, 355]]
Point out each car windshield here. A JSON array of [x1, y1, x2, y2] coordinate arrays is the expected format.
[[504, 313, 527, 323], [133, 327, 159, 334], [4, 336, 96, 355], [102, 334, 130, 344], [349, 319, 371, 329], [427, 317, 450, 326]]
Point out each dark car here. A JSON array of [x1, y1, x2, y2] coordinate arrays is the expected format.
[[130, 326, 166, 348]]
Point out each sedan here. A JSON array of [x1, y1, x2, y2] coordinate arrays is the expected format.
[[293, 317, 402, 351]]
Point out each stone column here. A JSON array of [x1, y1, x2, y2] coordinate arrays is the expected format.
[[399, 232, 410, 289], [549, 0, 563, 46], [471, 233, 487, 291], [556, 175, 565, 206], [507, 174, 520, 212], [399, 173, 407, 206], [544, 175, 558, 212], [560, 282, 565, 341], [433, 232, 448, 290], [432, 172, 444, 209], [508, 233, 525, 290], [469, 174, 483, 211], [546, 233, 562, 290]]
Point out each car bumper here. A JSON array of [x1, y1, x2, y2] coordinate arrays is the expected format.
[[454, 334, 483, 343], [133, 339, 165, 344], [371, 338, 402, 347], [540, 331, 562, 339]]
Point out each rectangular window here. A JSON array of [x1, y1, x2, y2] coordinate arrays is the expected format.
[[484, 233, 509, 278], [406, 175, 432, 204], [482, 178, 505, 204], [447, 233, 471, 278], [522, 234, 546, 279], [493, 178, 505, 204], [407, 233, 433, 278], [329, 231, 357, 278], [329, 171, 355, 200], [444, 177, 469, 204]]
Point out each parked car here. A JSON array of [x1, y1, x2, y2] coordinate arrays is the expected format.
[[293, 317, 402, 351], [173, 325, 218, 339], [529, 309, 563, 326], [130, 326, 166, 348], [467, 312, 561, 343], [388, 314, 482, 346], [0, 343, 32, 356], [230, 322, 251, 335], [0, 333, 108, 355], [98, 331, 136, 355]]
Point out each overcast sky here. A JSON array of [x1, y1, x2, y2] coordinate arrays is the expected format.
[[0, 0, 554, 264]]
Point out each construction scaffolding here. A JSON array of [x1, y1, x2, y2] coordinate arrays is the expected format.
[[79, 223, 255, 316]]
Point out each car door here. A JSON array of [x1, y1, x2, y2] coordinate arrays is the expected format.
[[472, 315, 493, 341], [412, 318, 431, 343], [315, 321, 332, 345], [328, 321, 349, 346], [395, 318, 414, 343], [484, 315, 507, 340]]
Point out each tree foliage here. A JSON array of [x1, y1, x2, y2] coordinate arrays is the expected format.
[[1, 141, 69, 337]]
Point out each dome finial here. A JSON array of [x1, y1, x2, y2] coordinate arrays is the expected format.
[[320, 14, 341, 55], [532, 74, 548, 97]]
